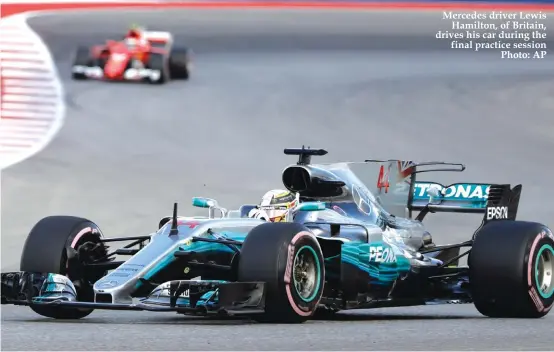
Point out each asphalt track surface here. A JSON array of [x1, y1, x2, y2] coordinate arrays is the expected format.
[[2, 7, 554, 351]]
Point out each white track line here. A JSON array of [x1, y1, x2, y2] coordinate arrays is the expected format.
[[2, 86, 59, 95], [0, 13, 66, 170], [3, 79, 56, 88], [1, 52, 45, 60]]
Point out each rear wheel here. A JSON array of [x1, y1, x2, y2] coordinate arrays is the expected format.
[[20, 216, 108, 319], [469, 220, 554, 318], [169, 47, 190, 80], [238, 222, 325, 323]]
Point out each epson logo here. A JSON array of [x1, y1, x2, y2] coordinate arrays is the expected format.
[[487, 206, 508, 220]]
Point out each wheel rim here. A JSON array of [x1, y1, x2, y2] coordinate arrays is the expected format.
[[293, 246, 321, 302], [535, 244, 554, 299]]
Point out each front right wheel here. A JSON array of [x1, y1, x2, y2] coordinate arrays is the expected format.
[[238, 222, 325, 323]]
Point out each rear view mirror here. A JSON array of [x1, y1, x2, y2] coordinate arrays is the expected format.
[[192, 197, 227, 219], [192, 197, 216, 208]]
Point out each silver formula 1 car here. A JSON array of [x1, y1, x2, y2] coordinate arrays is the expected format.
[[2, 147, 553, 323]]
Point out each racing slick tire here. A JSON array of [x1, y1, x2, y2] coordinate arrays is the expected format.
[[238, 222, 325, 323], [469, 220, 554, 318], [146, 52, 170, 84], [71, 46, 92, 80], [169, 47, 190, 80], [20, 216, 108, 319]]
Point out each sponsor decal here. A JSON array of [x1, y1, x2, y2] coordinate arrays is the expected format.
[[155, 282, 190, 299], [110, 272, 131, 277], [102, 264, 144, 278], [376, 161, 415, 194], [123, 68, 161, 80], [369, 245, 397, 263], [529, 286, 545, 312], [413, 183, 490, 200], [486, 206, 508, 220], [111, 53, 127, 61], [97, 280, 118, 288], [177, 220, 200, 229], [81, 66, 104, 78], [284, 243, 295, 285], [377, 164, 391, 193]]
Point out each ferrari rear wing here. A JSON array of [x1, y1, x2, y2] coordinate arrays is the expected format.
[[143, 31, 173, 46]]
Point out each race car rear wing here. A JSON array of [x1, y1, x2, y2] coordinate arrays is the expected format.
[[143, 31, 173, 47], [409, 181, 522, 222], [363, 158, 522, 225]]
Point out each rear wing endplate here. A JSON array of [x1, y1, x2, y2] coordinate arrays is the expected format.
[[143, 31, 173, 46]]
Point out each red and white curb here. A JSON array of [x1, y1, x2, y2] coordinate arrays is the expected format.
[[0, 13, 65, 170]]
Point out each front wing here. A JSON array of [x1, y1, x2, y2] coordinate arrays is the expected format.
[[72, 65, 162, 82], [1, 272, 266, 316]]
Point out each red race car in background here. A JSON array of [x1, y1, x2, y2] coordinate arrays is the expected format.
[[71, 26, 191, 84]]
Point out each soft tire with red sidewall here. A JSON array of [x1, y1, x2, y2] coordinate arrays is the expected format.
[[20, 216, 105, 319], [469, 220, 554, 318], [238, 222, 325, 323]]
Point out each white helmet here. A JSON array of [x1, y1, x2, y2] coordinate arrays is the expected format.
[[248, 189, 298, 222]]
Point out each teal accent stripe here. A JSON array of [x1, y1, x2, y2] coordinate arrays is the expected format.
[[535, 244, 554, 299], [341, 241, 411, 284], [136, 232, 247, 289]]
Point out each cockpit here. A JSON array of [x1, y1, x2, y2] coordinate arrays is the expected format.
[[284, 161, 411, 230], [124, 38, 138, 49]]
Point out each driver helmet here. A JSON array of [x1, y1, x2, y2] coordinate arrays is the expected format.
[[125, 24, 145, 47], [127, 24, 144, 39], [248, 189, 298, 222]]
